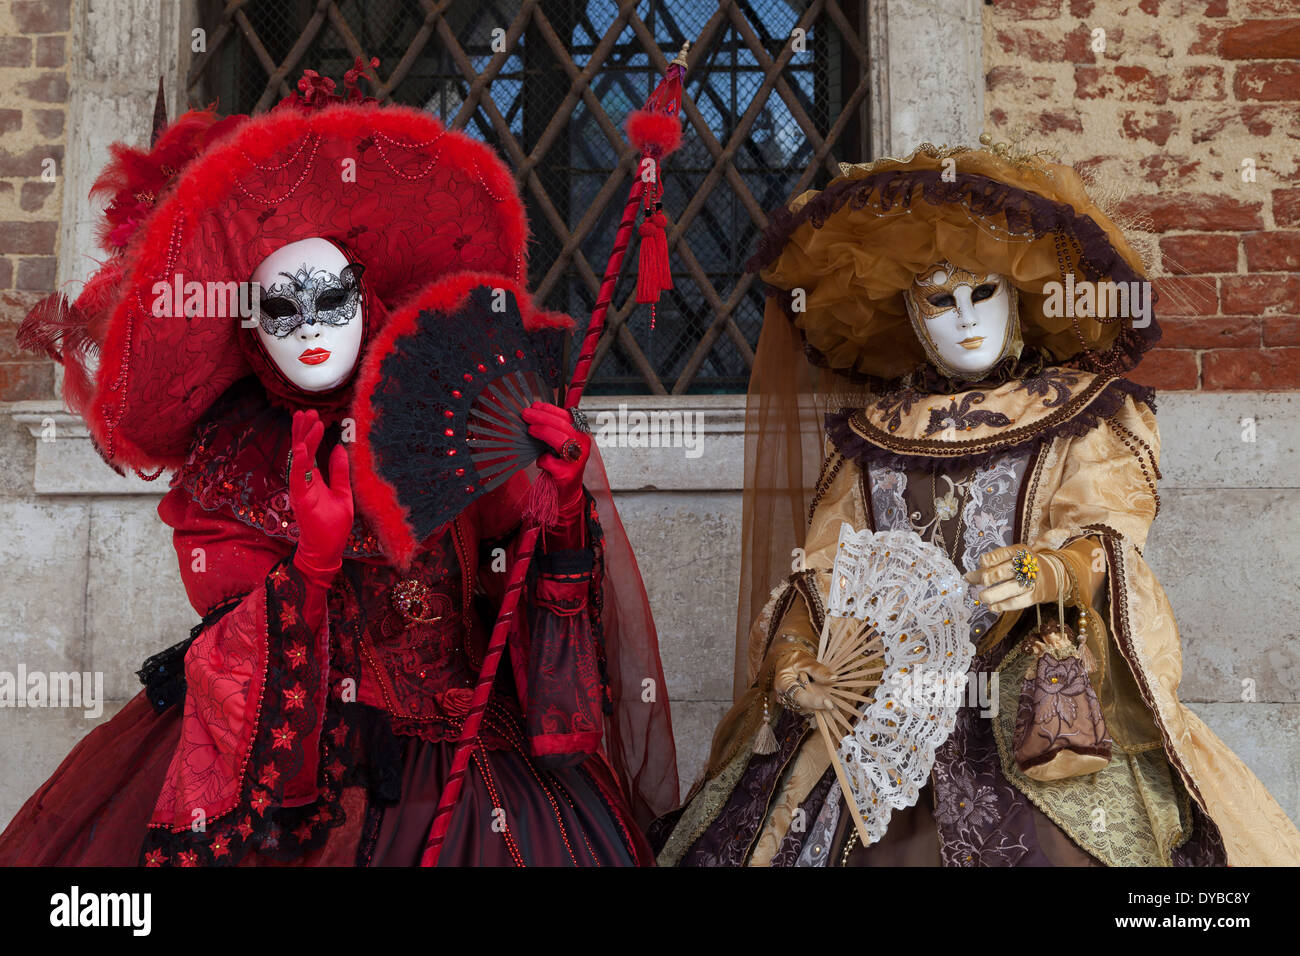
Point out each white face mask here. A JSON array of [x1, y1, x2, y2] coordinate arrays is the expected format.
[[904, 262, 1020, 380], [252, 237, 364, 392]]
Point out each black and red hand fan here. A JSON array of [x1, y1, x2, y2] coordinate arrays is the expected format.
[[353, 281, 565, 566]]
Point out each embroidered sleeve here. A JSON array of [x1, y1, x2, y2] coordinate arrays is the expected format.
[[140, 554, 348, 866], [748, 454, 867, 684]]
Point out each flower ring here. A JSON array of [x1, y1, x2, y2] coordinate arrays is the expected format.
[[1010, 549, 1039, 590]]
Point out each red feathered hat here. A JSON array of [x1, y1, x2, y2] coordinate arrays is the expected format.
[[24, 67, 531, 473]]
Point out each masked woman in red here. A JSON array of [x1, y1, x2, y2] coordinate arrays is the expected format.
[[1, 64, 676, 867]]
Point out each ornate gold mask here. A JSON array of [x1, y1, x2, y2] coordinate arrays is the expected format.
[[903, 261, 1023, 381]]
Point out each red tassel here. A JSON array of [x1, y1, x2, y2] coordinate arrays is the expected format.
[[636, 211, 671, 304], [522, 470, 561, 529]]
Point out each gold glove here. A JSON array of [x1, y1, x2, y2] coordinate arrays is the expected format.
[[764, 636, 836, 716], [964, 537, 1104, 614]]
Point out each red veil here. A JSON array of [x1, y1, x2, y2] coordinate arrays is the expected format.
[[19, 73, 678, 828]]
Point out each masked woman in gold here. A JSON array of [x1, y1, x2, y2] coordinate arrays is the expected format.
[[654, 143, 1300, 867]]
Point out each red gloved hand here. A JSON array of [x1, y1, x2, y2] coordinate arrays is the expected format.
[[521, 402, 590, 513], [289, 409, 353, 589]]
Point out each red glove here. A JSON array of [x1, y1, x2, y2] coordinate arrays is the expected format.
[[289, 409, 353, 590], [521, 402, 590, 514]]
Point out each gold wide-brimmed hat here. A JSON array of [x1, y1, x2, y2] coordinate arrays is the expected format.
[[748, 143, 1159, 383]]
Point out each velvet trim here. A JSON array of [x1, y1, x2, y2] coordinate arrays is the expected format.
[[825, 374, 1157, 471]]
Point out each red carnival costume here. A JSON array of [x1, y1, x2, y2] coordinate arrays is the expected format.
[[2, 65, 677, 867]]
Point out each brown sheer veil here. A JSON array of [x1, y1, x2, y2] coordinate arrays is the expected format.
[[733, 300, 866, 698]]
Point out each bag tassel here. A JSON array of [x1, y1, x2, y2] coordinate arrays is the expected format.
[[753, 694, 779, 755]]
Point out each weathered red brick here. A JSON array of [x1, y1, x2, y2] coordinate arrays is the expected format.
[[995, 28, 1065, 62], [1137, 154, 1202, 185], [986, 66, 1022, 91], [0, 110, 21, 135], [1141, 0, 1227, 14], [1274, 189, 1300, 228], [1158, 315, 1258, 348], [34, 35, 65, 68], [1071, 0, 1094, 15], [1120, 109, 1178, 146], [33, 109, 63, 138], [992, 0, 1062, 18], [1203, 348, 1300, 389], [1191, 104, 1283, 142], [18, 72, 68, 104], [0, 221, 57, 255], [0, 289, 45, 323], [1079, 26, 1173, 61], [0, 36, 32, 67], [19, 181, 56, 212], [1171, 65, 1225, 102], [986, 66, 1055, 99], [1235, 0, 1298, 14], [0, 144, 63, 177], [1189, 23, 1224, 55], [10, 0, 71, 34], [1154, 276, 1218, 316], [1063, 25, 1098, 63], [1131, 349, 1198, 390], [1221, 274, 1300, 314], [1235, 63, 1300, 101], [1116, 193, 1263, 232], [0, 259, 11, 290], [1160, 234, 1238, 273], [0, 362, 55, 401], [1221, 19, 1300, 59], [15, 256, 55, 291], [1263, 316, 1300, 347], [1243, 231, 1300, 272], [1037, 110, 1084, 134], [0, 321, 37, 359], [1076, 65, 1169, 104]]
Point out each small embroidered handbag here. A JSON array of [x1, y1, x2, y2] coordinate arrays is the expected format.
[[1011, 555, 1112, 781]]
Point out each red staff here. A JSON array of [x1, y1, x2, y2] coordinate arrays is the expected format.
[[420, 43, 691, 866]]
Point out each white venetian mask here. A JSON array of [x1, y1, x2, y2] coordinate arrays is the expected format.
[[251, 237, 365, 392], [903, 262, 1021, 380]]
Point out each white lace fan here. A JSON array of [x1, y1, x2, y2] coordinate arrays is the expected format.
[[811, 524, 976, 848]]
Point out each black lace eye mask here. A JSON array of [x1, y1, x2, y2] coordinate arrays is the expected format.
[[258, 262, 364, 338]]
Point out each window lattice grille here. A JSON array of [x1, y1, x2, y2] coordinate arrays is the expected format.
[[189, 0, 871, 394]]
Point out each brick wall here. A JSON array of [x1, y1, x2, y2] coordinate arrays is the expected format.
[[0, 0, 68, 401], [984, 0, 1300, 390]]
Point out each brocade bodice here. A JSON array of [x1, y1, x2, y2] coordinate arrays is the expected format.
[[865, 448, 1032, 644]]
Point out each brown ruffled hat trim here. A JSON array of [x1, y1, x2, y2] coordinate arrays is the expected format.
[[747, 147, 1162, 386]]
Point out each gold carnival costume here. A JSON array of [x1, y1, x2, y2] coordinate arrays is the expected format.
[[654, 144, 1300, 867]]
